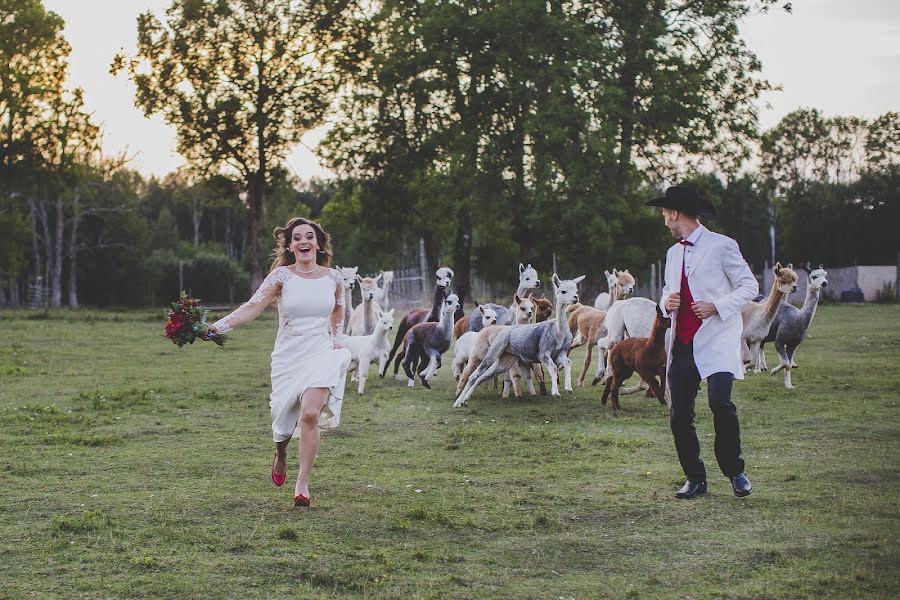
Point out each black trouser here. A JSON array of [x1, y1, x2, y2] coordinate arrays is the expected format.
[[668, 339, 745, 481]]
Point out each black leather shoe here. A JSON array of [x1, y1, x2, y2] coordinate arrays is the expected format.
[[675, 480, 707, 499], [730, 472, 752, 497]]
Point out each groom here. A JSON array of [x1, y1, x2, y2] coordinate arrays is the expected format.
[[648, 185, 759, 499]]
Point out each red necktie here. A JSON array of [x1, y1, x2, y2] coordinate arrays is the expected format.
[[675, 239, 701, 344]]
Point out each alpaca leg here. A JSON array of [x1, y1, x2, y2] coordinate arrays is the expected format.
[[578, 342, 593, 386], [644, 375, 664, 405], [783, 345, 798, 389], [402, 347, 418, 387], [357, 359, 370, 395], [600, 376, 615, 405], [377, 352, 389, 379], [420, 354, 439, 389], [770, 340, 789, 376], [511, 364, 523, 398], [502, 372, 511, 398], [457, 357, 481, 396], [758, 342, 768, 371], [592, 342, 609, 386], [532, 363, 547, 395], [524, 363, 536, 395], [557, 354, 573, 393], [542, 354, 560, 397], [452, 352, 466, 381], [455, 357, 511, 407]]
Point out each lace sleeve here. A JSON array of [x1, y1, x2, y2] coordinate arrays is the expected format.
[[211, 267, 290, 334], [330, 269, 345, 339]]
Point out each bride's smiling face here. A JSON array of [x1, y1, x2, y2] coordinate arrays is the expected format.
[[290, 224, 319, 261]]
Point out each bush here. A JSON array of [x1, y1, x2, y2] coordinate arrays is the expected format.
[[874, 281, 898, 304]]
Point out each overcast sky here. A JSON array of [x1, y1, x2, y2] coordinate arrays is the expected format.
[[43, 0, 900, 181]]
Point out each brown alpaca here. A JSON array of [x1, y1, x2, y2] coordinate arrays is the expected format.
[[600, 305, 671, 410], [566, 303, 608, 386], [528, 295, 554, 395]]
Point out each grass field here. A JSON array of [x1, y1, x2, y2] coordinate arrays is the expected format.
[[1, 304, 898, 599]]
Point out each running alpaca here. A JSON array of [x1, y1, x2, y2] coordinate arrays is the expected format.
[[591, 297, 658, 385], [600, 305, 671, 410], [593, 269, 635, 310], [349, 275, 384, 336], [336, 266, 359, 331], [372, 270, 394, 311], [382, 266, 454, 378], [467, 263, 541, 331], [454, 274, 584, 406], [566, 303, 607, 386], [765, 264, 829, 389], [454, 295, 535, 392], [340, 310, 395, 395], [741, 262, 798, 373], [453, 304, 499, 339], [401, 294, 461, 389]]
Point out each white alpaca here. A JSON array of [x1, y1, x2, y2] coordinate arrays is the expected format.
[[340, 310, 395, 395], [349, 275, 384, 336], [372, 270, 394, 311], [336, 266, 359, 331], [592, 297, 657, 384], [593, 268, 635, 310]]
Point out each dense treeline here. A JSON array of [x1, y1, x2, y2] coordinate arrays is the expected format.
[[1, 1, 897, 307]]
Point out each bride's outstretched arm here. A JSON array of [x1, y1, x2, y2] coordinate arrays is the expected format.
[[329, 269, 345, 342], [209, 268, 290, 334]]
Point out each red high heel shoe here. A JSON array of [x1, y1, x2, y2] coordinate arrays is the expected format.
[[271, 452, 286, 488], [293, 493, 310, 507]]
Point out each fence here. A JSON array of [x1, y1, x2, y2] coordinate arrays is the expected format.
[[762, 263, 899, 303]]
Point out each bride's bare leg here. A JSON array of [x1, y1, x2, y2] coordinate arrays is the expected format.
[[295, 387, 328, 499], [274, 437, 289, 480]]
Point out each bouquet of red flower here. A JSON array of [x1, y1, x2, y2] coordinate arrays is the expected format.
[[163, 292, 226, 347]]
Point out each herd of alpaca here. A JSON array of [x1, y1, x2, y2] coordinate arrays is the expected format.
[[332, 257, 829, 405]]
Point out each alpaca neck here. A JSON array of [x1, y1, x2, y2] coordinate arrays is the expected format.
[[649, 320, 668, 351], [609, 282, 621, 308], [516, 283, 534, 298], [438, 309, 454, 339], [799, 285, 821, 329], [554, 298, 568, 337], [762, 281, 785, 321], [343, 288, 352, 329], [427, 283, 445, 321], [363, 297, 375, 332]]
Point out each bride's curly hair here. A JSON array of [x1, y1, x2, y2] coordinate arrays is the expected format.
[[270, 217, 333, 272]]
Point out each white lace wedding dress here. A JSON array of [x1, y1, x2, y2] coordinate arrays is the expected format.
[[212, 266, 351, 441]]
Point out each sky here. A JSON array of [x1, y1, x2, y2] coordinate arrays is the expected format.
[[42, 0, 900, 181]]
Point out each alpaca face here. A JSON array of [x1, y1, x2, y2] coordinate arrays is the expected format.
[[552, 274, 585, 306], [604, 269, 618, 289], [616, 269, 635, 295], [339, 266, 359, 290], [443, 294, 461, 315], [773, 263, 798, 294], [357, 275, 380, 301], [478, 304, 499, 326], [808, 267, 828, 290], [654, 304, 672, 331], [377, 310, 395, 332], [518, 263, 541, 290], [381, 270, 394, 285], [513, 296, 535, 322], [533, 297, 553, 322], [436, 267, 454, 288]]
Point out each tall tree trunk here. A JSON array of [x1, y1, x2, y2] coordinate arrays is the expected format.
[[452, 208, 472, 319], [192, 197, 201, 246], [67, 202, 79, 307], [28, 199, 42, 279], [51, 197, 63, 307], [248, 173, 264, 289]]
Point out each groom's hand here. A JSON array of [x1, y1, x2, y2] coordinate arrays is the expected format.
[[665, 293, 681, 312], [691, 301, 718, 319]]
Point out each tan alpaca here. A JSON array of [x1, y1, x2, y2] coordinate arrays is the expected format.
[[349, 275, 384, 336], [741, 262, 798, 372], [566, 303, 608, 386]]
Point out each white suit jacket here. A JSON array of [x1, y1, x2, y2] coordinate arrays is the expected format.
[[660, 225, 758, 380]]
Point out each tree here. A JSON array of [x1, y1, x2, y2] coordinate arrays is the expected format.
[[113, 0, 356, 288]]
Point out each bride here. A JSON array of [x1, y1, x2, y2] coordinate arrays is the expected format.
[[207, 217, 351, 507]]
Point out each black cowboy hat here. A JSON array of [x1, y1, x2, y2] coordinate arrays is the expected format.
[[645, 185, 716, 217]]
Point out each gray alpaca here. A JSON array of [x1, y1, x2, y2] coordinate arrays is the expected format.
[[761, 263, 829, 389], [454, 274, 584, 406]]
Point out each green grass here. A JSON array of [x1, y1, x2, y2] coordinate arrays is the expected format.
[[0, 304, 898, 599]]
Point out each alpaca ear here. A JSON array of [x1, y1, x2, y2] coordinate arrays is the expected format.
[[519, 263, 525, 274], [573, 275, 586, 285], [818, 264, 824, 270], [552, 273, 561, 287], [774, 262, 782, 272], [623, 269, 630, 274], [515, 294, 522, 304], [787, 263, 793, 271], [356, 274, 363, 283], [387, 309, 395, 316], [479, 305, 486, 315], [802, 263, 812, 274], [604, 270, 611, 277]]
